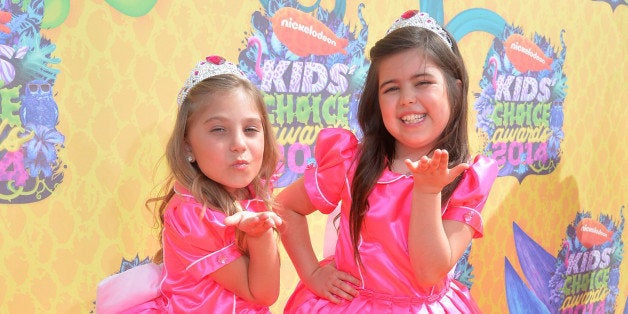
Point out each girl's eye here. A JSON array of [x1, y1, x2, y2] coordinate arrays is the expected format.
[[245, 126, 261, 133], [382, 86, 399, 94], [210, 127, 226, 133]]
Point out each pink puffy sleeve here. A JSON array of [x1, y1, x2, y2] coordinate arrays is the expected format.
[[163, 198, 242, 280], [441, 155, 498, 238], [303, 128, 358, 214]]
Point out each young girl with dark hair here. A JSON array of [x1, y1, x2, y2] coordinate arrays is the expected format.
[[277, 11, 498, 313]]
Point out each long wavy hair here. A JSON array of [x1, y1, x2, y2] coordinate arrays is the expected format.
[[350, 26, 470, 261], [149, 74, 279, 263]]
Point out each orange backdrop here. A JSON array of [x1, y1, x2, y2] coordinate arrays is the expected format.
[[0, 1, 626, 313]]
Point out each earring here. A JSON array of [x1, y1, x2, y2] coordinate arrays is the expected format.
[[186, 156, 194, 163]]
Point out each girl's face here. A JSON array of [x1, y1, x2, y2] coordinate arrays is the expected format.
[[378, 48, 452, 159], [185, 87, 265, 197]]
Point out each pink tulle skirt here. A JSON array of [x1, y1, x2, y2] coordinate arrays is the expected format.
[[96, 263, 165, 313], [284, 277, 481, 314]]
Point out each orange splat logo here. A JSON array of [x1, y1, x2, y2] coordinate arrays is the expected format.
[[0, 11, 11, 33], [270, 7, 348, 57], [576, 218, 613, 249], [504, 34, 553, 72]]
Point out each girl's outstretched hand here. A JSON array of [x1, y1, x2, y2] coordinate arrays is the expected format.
[[224, 211, 283, 237], [404, 149, 469, 194], [304, 261, 361, 304]]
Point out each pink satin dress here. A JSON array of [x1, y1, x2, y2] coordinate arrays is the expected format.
[[284, 128, 499, 314], [115, 182, 271, 313]]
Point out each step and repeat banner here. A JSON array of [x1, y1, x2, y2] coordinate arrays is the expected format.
[[0, 0, 625, 313]]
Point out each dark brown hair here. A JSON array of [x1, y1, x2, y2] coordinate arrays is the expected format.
[[350, 26, 470, 261]]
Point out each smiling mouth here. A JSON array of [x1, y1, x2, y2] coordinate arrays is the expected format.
[[401, 113, 426, 124]]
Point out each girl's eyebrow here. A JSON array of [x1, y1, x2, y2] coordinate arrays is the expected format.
[[379, 72, 432, 89], [202, 116, 262, 125], [379, 78, 395, 89], [243, 116, 262, 122], [201, 116, 226, 125]]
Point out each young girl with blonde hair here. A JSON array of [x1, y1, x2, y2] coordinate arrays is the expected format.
[[97, 55, 281, 313]]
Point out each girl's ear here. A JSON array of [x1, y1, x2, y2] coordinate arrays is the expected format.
[[184, 141, 195, 162]]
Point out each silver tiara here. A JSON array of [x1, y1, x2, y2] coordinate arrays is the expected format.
[[387, 10, 453, 50], [177, 55, 246, 106]]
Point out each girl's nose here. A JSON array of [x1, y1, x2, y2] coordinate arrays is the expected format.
[[231, 131, 247, 152], [401, 88, 416, 105]]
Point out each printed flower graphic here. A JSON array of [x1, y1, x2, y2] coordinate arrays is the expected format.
[[0, 44, 28, 86], [118, 254, 152, 273], [23, 124, 64, 177]]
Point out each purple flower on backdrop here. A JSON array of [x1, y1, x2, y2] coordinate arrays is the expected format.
[[23, 124, 64, 177]]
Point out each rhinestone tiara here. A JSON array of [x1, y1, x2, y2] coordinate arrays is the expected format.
[[177, 55, 246, 106], [386, 10, 453, 50]]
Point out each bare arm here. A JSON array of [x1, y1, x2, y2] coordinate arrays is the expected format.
[[210, 211, 282, 306], [405, 149, 473, 288], [276, 177, 360, 303], [276, 178, 319, 281]]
